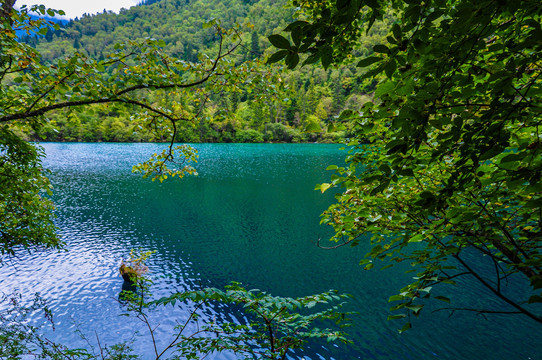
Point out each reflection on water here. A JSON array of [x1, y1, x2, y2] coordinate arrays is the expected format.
[[0, 143, 541, 359]]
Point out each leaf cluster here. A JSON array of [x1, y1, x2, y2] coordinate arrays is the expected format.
[[275, 0, 542, 329], [0, 127, 59, 257], [145, 282, 353, 359]]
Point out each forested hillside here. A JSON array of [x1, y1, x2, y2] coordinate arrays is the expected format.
[[20, 0, 387, 142]]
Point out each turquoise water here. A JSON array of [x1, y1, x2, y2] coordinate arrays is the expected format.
[[1, 143, 541, 359]]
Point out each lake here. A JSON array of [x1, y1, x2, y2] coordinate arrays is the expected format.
[[1, 143, 541, 359]]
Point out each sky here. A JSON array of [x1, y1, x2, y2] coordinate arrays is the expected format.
[[15, 0, 141, 19]]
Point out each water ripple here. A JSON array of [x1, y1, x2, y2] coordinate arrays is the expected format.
[[1, 143, 541, 360]]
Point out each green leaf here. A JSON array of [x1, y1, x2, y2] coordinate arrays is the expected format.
[[408, 234, 424, 243], [525, 198, 542, 209], [388, 314, 407, 320], [319, 183, 332, 193], [392, 23, 402, 41], [388, 295, 404, 302], [397, 168, 414, 176], [284, 20, 309, 31], [385, 60, 397, 79], [302, 53, 321, 66], [339, 109, 355, 119], [373, 44, 389, 54], [202, 18, 217, 29], [378, 164, 391, 175], [357, 56, 382, 68], [285, 52, 300, 69], [396, 78, 414, 96], [405, 304, 423, 314], [292, 29, 302, 47], [374, 81, 395, 98], [267, 50, 289, 64], [306, 122, 322, 132], [399, 322, 411, 333], [321, 46, 333, 69], [268, 35, 291, 49]]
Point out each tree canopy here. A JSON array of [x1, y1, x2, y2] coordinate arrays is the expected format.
[[271, 0, 542, 328]]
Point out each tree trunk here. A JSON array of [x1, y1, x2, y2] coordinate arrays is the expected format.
[[1, 0, 16, 27]]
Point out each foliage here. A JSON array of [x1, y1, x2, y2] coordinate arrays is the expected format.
[[274, 0, 542, 328], [0, 293, 49, 358], [132, 145, 199, 182], [0, 293, 95, 359], [235, 128, 265, 142], [122, 280, 352, 359], [0, 3, 62, 257], [0, 128, 59, 257], [1, 291, 140, 358], [117, 251, 351, 359]]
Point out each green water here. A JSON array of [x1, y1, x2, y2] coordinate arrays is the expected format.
[[1, 143, 540, 359]]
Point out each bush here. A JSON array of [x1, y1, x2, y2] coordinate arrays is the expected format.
[[235, 129, 264, 143], [263, 122, 301, 142], [320, 131, 345, 143]]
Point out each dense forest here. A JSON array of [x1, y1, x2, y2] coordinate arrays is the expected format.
[[17, 0, 388, 143]]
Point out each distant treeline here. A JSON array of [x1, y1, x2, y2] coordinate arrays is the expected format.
[[21, 0, 389, 143]]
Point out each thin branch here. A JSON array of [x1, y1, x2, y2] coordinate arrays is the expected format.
[[95, 331, 105, 360], [155, 301, 207, 359], [139, 311, 160, 358], [0, 26, 242, 125], [25, 70, 77, 114], [432, 307, 523, 316], [0, 55, 13, 82], [453, 253, 542, 324], [315, 236, 356, 249]]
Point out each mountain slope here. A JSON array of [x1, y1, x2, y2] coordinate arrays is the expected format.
[[23, 0, 387, 143], [27, 0, 292, 61]]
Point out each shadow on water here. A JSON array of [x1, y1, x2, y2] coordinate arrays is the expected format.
[[119, 280, 138, 302]]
